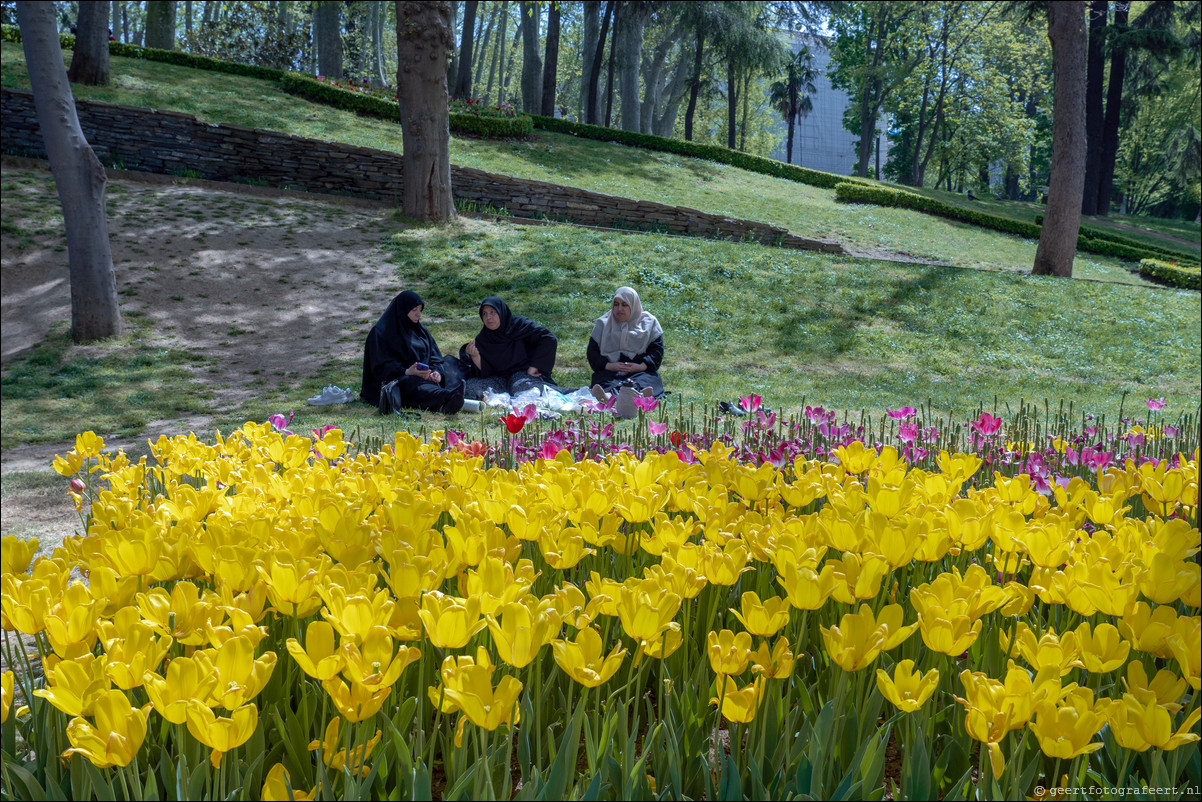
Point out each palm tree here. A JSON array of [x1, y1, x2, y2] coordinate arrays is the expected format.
[[770, 46, 818, 165]]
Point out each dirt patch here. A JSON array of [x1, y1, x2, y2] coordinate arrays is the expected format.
[[1, 159, 410, 552]]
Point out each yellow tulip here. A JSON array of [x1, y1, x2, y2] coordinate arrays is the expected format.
[[460, 556, 533, 615], [750, 637, 795, 680], [707, 630, 754, 675], [1122, 661, 1187, 710], [917, 611, 980, 657], [1075, 622, 1130, 674], [257, 553, 327, 618], [429, 648, 523, 745], [1028, 687, 1106, 759], [1118, 602, 1178, 657], [1, 536, 39, 575], [341, 626, 421, 690], [641, 622, 684, 660], [186, 700, 259, 768], [551, 627, 626, 687], [286, 620, 346, 681], [143, 653, 219, 724], [33, 653, 111, 717], [62, 689, 151, 768], [539, 528, 596, 570], [486, 600, 560, 668], [1166, 616, 1200, 690], [777, 562, 835, 610], [822, 552, 890, 605], [1138, 552, 1198, 605], [308, 717, 383, 775], [418, 591, 487, 649], [832, 441, 877, 474], [875, 660, 939, 713], [137, 582, 219, 646], [262, 764, 316, 801], [821, 605, 889, 672], [1013, 626, 1085, 677], [710, 675, 764, 723], [1017, 515, 1076, 568], [321, 587, 397, 644], [42, 581, 99, 657], [207, 635, 277, 709], [100, 621, 172, 690], [1, 573, 54, 635], [322, 675, 392, 723], [646, 557, 708, 600], [1, 670, 12, 725], [955, 664, 1059, 779], [1101, 694, 1202, 752], [700, 539, 751, 585], [730, 592, 791, 637], [615, 584, 680, 643]]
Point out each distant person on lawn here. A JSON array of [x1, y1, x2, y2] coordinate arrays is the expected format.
[[460, 296, 560, 399], [360, 290, 466, 414], [587, 286, 664, 417]]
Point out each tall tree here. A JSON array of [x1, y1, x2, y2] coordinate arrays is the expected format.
[[580, 0, 600, 120], [486, 1, 506, 102], [519, 0, 542, 113], [452, 0, 477, 99], [1081, 0, 1108, 214], [144, 0, 176, 50], [683, 1, 717, 141], [1033, 0, 1087, 278], [585, 0, 613, 124], [614, 1, 649, 133], [770, 46, 817, 164], [16, 0, 122, 342], [540, 0, 560, 116], [474, 3, 497, 88], [396, 1, 455, 222], [1095, 1, 1129, 215], [315, 0, 343, 79], [68, 0, 110, 85]]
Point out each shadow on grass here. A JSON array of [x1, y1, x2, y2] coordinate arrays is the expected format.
[[497, 131, 725, 188]]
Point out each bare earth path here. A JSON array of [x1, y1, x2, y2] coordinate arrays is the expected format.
[[2, 159, 405, 550]]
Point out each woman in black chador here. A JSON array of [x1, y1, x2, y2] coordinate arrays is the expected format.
[[360, 290, 465, 414], [459, 296, 559, 398]]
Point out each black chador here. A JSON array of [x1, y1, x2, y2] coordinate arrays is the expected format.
[[461, 296, 560, 395], [360, 290, 464, 413]]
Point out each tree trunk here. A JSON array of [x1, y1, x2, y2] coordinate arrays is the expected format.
[[1081, 0, 1107, 215], [69, 1, 110, 85], [474, 4, 496, 88], [452, 0, 476, 99], [785, 89, 795, 164], [396, 1, 455, 222], [1033, 0, 1087, 278], [653, 44, 692, 137], [447, 1, 458, 88], [16, 0, 122, 343], [615, 1, 644, 133], [580, 0, 599, 121], [112, 1, 122, 42], [726, 55, 737, 149], [497, 2, 511, 103], [373, 1, 387, 86], [184, 0, 192, 35], [519, 1, 542, 113], [486, 2, 504, 102], [586, 0, 612, 125], [1096, 2, 1128, 216], [604, 17, 616, 127], [145, 0, 176, 50], [315, 0, 343, 78], [540, 1, 559, 116], [684, 26, 703, 141]]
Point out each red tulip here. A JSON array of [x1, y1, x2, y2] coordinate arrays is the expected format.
[[501, 414, 526, 434]]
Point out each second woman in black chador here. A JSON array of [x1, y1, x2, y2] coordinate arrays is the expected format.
[[360, 290, 465, 414], [460, 296, 560, 398]]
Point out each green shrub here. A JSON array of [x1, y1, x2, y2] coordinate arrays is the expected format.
[[529, 113, 870, 191], [449, 112, 533, 138], [1034, 214, 1193, 262], [835, 182, 1197, 264], [106, 42, 289, 82], [2, 22, 75, 49], [1139, 258, 1201, 290]]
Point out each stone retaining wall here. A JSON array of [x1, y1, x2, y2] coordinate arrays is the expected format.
[[0, 89, 843, 254]]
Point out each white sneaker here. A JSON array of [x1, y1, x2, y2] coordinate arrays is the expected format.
[[308, 385, 354, 406]]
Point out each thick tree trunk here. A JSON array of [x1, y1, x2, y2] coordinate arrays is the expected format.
[[580, 0, 599, 121], [540, 1, 559, 116], [396, 1, 455, 222], [112, 1, 122, 42], [519, 0, 541, 114], [315, 0, 343, 79], [1096, 2, 1128, 216], [726, 56, 737, 149], [615, 1, 644, 133], [184, 0, 192, 35], [452, 0, 476, 99], [856, 77, 878, 178], [652, 45, 692, 137], [586, 0, 612, 125], [1081, 0, 1107, 215], [684, 26, 703, 141], [69, 1, 110, 85], [1033, 1, 1087, 278], [145, 0, 176, 50], [17, 1, 122, 343]]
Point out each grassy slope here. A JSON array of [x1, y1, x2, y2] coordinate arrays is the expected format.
[[1, 43, 1200, 449], [4, 43, 1196, 279]]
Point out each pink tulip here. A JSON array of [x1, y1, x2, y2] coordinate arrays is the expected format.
[[1147, 397, 1165, 411], [634, 395, 659, 412], [970, 412, 1003, 436], [739, 394, 763, 413], [648, 420, 668, 436], [886, 406, 916, 419], [521, 403, 538, 423], [898, 422, 920, 444]]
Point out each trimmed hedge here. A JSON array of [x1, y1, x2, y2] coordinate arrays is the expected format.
[[1, 23, 74, 49], [528, 112, 871, 191], [1034, 213, 1195, 263], [1139, 258, 1201, 290], [835, 182, 1200, 264]]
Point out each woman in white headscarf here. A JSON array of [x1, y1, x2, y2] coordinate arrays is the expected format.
[[587, 287, 665, 415]]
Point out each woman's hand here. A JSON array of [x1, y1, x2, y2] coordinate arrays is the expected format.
[[609, 361, 645, 374], [527, 367, 542, 377], [465, 340, 482, 369], [428, 370, 442, 384], [406, 362, 433, 379]]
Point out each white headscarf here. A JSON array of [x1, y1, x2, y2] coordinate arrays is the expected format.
[[590, 287, 663, 362]]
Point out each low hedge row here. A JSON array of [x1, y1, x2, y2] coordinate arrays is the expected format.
[[1035, 213, 1192, 262], [528, 113, 869, 191], [1139, 258, 1201, 290], [1, 22, 74, 49], [834, 182, 1197, 264]]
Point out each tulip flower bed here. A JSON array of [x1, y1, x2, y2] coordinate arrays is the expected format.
[[1, 398, 1199, 801]]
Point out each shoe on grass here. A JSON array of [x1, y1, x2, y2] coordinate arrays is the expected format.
[[591, 384, 608, 403]]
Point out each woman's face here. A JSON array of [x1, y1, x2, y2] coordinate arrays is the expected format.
[[407, 305, 423, 323], [481, 305, 501, 331], [611, 297, 632, 323]]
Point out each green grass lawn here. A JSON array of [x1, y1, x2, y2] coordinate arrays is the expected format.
[[4, 42, 1196, 281], [2, 42, 1200, 452]]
